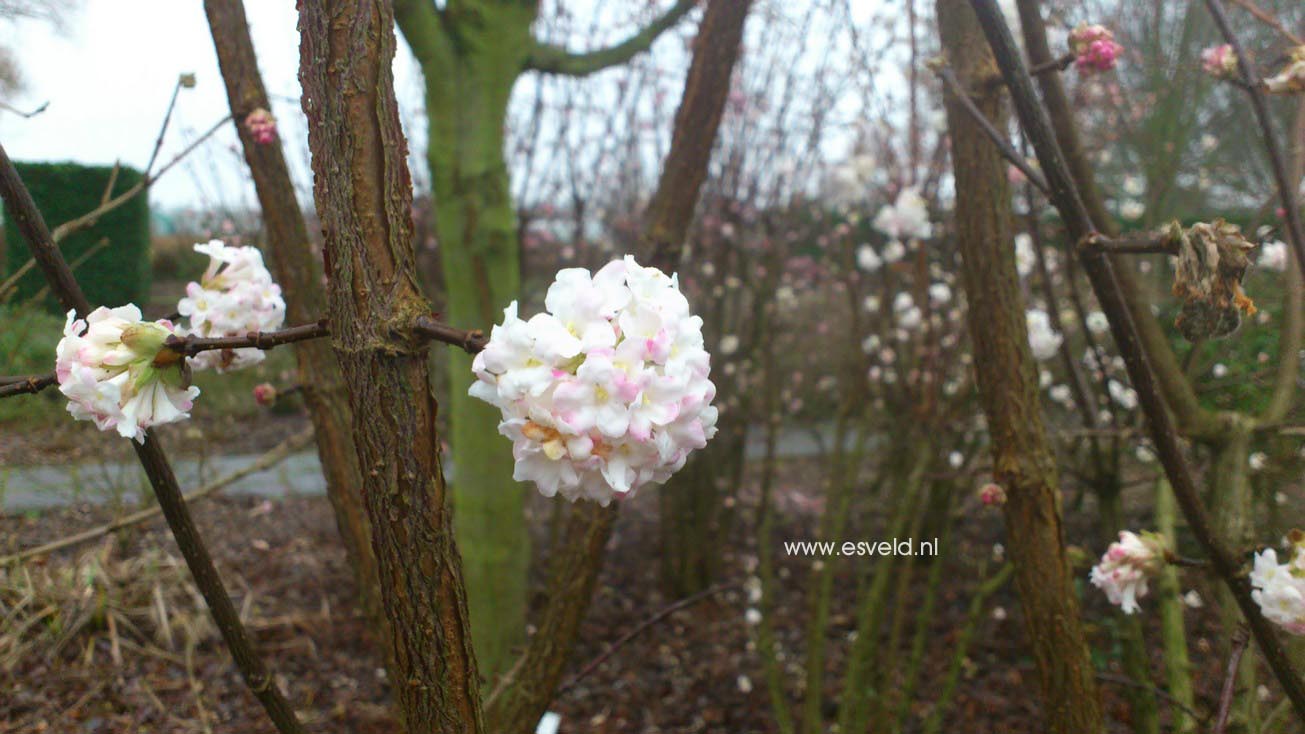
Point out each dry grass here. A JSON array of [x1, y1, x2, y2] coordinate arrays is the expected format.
[[0, 540, 215, 672]]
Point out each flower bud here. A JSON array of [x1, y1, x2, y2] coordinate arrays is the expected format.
[[253, 383, 278, 407]]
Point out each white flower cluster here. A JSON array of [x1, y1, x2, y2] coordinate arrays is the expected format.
[[873, 186, 933, 244], [1251, 541, 1305, 635], [470, 256, 718, 505], [1090, 530, 1166, 614], [177, 241, 285, 372], [55, 305, 200, 442], [1025, 308, 1063, 361], [1258, 240, 1289, 272]]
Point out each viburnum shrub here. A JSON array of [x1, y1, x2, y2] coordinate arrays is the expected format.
[[469, 255, 718, 505]]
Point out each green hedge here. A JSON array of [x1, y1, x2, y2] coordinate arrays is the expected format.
[[4, 161, 150, 313]]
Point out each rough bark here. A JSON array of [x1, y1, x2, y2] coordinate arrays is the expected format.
[[298, 2, 483, 731], [202, 0, 383, 636], [641, 0, 751, 273], [936, 3, 1106, 732], [644, 0, 753, 597]]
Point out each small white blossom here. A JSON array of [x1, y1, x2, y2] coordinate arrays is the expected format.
[[1109, 380, 1138, 410], [1250, 546, 1305, 635], [1258, 240, 1289, 272], [856, 245, 883, 272], [1183, 590, 1203, 608], [55, 305, 200, 442], [470, 256, 717, 505], [1085, 311, 1109, 335], [1090, 530, 1166, 614], [1026, 309, 1063, 361], [1013, 233, 1037, 277], [177, 240, 285, 372], [873, 187, 933, 242], [1249, 452, 1268, 471]]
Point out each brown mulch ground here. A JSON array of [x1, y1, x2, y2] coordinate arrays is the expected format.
[[0, 458, 1255, 733]]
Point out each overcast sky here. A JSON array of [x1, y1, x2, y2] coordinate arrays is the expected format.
[[0, 0, 426, 210]]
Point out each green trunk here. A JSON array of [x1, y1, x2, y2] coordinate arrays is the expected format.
[[414, 11, 535, 680], [1209, 418, 1258, 733]]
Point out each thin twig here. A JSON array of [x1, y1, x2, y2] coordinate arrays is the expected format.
[[556, 582, 738, 695], [1029, 51, 1075, 76], [413, 315, 487, 354], [0, 100, 49, 119], [1213, 628, 1251, 734], [1226, 0, 1303, 45], [1079, 231, 1178, 256], [0, 373, 56, 398], [162, 320, 330, 358], [933, 63, 1050, 194], [1094, 672, 1205, 724]]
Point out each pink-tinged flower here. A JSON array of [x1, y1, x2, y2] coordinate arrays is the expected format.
[[55, 305, 200, 442], [1089, 530, 1167, 614], [252, 383, 278, 406], [1069, 24, 1123, 73], [1250, 542, 1305, 635], [979, 483, 1007, 507], [1264, 46, 1305, 94], [243, 108, 277, 145], [1201, 44, 1238, 79], [177, 241, 285, 373], [470, 256, 716, 505]]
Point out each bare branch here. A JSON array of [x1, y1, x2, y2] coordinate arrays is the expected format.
[[525, 0, 696, 77], [932, 63, 1050, 195], [1213, 628, 1251, 734]]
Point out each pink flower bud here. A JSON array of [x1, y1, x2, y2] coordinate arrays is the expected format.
[[979, 483, 1007, 507], [1069, 24, 1123, 74], [253, 382, 278, 406], [243, 108, 278, 146], [1200, 44, 1237, 78]]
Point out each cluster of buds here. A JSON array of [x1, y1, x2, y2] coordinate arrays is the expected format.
[[1069, 24, 1124, 74], [978, 482, 1007, 507], [1265, 46, 1305, 94], [1201, 44, 1238, 79], [55, 305, 200, 442], [177, 241, 286, 372], [1090, 530, 1168, 614], [1251, 531, 1305, 635], [470, 256, 717, 505], [243, 108, 278, 145], [1168, 219, 1257, 341]]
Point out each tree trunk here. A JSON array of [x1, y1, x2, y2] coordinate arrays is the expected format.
[[936, 2, 1106, 731], [1210, 415, 1258, 732], [400, 6, 535, 679], [644, 0, 753, 597], [298, 2, 483, 731], [202, 0, 384, 639]]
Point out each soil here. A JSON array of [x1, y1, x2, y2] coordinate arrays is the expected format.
[[0, 458, 1252, 733]]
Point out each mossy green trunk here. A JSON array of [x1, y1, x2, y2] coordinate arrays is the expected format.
[[397, 5, 537, 679]]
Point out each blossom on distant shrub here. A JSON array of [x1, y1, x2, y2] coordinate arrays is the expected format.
[[1090, 530, 1167, 614], [1264, 46, 1305, 94], [469, 256, 717, 505], [253, 383, 278, 406], [177, 241, 285, 372], [1258, 240, 1289, 272], [873, 187, 933, 244], [1250, 540, 1305, 635], [1201, 44, 1238, 79], [1069, 24, 1123, 73], [55, 305, 200, 442], [979, 483, 1006, 507], [243, 108, 278, 145], [1025, 308, 1063, 361]]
